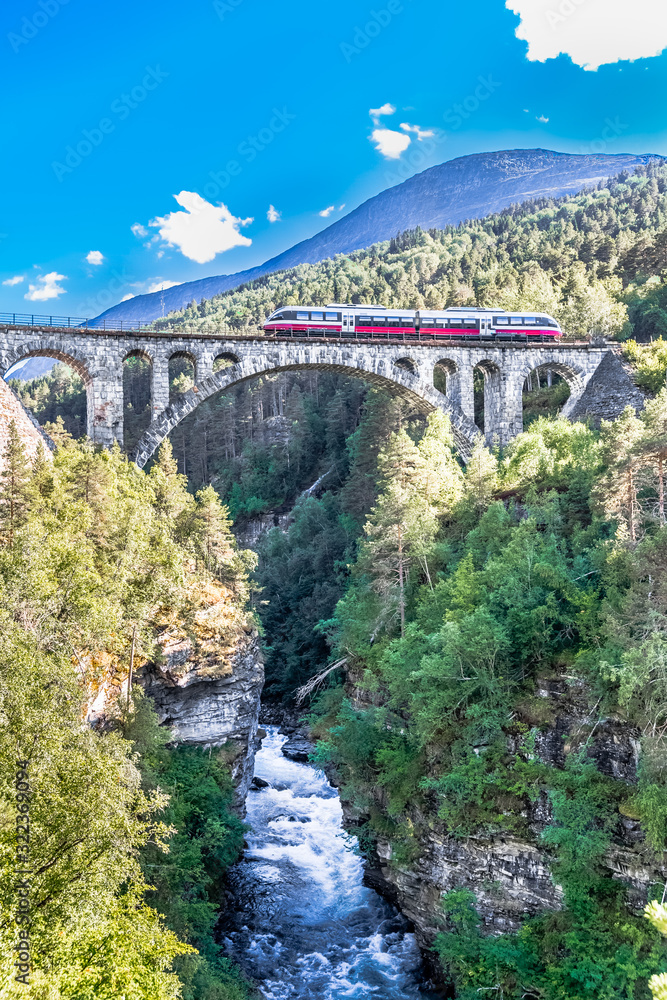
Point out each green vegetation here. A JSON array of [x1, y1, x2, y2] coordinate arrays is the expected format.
[[0, 427, 254, 998], [310, 402, 667, 998], [163, 162, 667, 343], [9, 362, 86, 439]]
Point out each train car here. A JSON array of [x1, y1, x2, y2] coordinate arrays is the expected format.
[[262, 305, 562, 341]]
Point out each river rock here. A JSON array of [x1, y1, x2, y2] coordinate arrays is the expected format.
[[281, 734, 314, 762], [252, 776, 270, 789]]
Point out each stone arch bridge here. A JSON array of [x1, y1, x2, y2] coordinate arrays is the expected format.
[[0, 323, 611, 465]]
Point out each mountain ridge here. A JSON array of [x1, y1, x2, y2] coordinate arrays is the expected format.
[[92, 148, 663, 326]]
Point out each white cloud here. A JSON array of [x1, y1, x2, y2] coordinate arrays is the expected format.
[[146, 279, 180, 294], [339, 204, 346, 211], [319, 205, 335, 217], [370, 102, 396, 123], [85, 250, 104, 266], [24, 272, 67, 302], [2, 275, 24, 286], [536, 114, 550, 123], [370, 128, 412, 159], [400, 122, 436, 140], [121, 293, 135, 302], [131, 223, 148, 238], [149, 191, 253, 264], [267, 205, 281, 223], [506, 0, 667, 71]]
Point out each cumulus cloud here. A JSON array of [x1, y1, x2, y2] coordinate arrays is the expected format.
[[149, 191, 253, 264], [2, 275, 24, 286], [131, 223, 148, 238], [121, 293, 135, 302], [85, 250, 104, 266], [536, 114, 550, 123], [400, 122, 436, 140], [370, 128, 412, 159], [370, 102, 396, 123], [24, 272, 67, 302], [146, 279, 180, 294], [319, 205, 335, 218], [506, 0, 667, 71], [267, 205, 281, 223]]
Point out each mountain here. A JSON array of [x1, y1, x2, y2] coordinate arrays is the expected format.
[[91, 149, 662, 327]]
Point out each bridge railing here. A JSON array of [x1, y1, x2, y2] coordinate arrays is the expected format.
[[0, 312, 598, 347], [0, 311, 170, 334]]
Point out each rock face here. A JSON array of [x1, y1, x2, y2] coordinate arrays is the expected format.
[[0, 377, 54, 468], [341, 665, 667, 953], [143, 628, 264, 809]]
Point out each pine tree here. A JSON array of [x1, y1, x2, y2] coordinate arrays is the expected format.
[[638, 388, 667, 525], [598, 406, 646, 542], [149, 440, 192, 522], [192, 485, 236, 578], [0, 420, 32, 542], [416, 411, 464, 514], [361, 430, 434, 636], [461, 438, 499, 519]]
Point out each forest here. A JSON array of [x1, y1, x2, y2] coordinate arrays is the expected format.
[[0, 430, 257, 999], [5, 161, 667, 998], [157, 161, 667, 344]]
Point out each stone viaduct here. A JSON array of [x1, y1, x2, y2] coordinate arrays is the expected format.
[[0, 322, 611, 464]]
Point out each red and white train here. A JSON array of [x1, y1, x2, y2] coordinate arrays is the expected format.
[[263, 305, 562, 341]]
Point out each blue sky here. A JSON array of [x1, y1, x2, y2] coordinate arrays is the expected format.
[[1, 0, 666, 317]]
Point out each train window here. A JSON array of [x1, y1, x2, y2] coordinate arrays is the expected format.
[[311, 311, 324, 321], [421, 318, 435, 327], [373, 316, 386, 325], [464, 319, 477, 327], [296, 312, 309, 321], [509, 317, 523, 325], [494, 317, 509, 325], [387, 317, 400, 325], [450, 318, 462, 324], [524, 316, 537, 325], [358, 315, 372, 325], [402, 317, 414, 326], [325, 312, 338, 321]]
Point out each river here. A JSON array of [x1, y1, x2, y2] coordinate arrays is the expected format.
[[220, 727, 439, 999]]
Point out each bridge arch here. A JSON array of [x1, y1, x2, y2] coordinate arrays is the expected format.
[[130, 355, 481, 469], [1, 340, 94, 383], [214, 351, 241, 369], [394, 357, 418, 376]]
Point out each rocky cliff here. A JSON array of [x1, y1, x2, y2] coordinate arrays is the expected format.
[[143, 626, 264, 808], [84, 574, 265, 811], [339, 664, 667, 955]]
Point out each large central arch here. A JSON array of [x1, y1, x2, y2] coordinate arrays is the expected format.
[[130, 355, 481, 468]]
